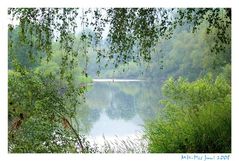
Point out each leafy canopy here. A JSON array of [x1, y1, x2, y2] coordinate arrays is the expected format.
[[9, 8, 231, 73]]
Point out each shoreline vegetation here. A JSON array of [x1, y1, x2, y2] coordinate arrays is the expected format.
[[77, 134, 148, 153], [145, 74, 231, 153]]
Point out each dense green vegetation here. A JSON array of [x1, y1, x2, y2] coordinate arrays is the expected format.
[[8, 8, 231, 153], [145, 73, 231, 153], [9, 70, 78, 152], [9, 26, 92, 152], [144, 9, 231, 153]]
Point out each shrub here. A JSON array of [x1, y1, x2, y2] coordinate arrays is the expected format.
[[8, 70, 79, 152], [145, 74, 231, 153]]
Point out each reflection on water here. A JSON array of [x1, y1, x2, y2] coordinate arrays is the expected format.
[[75, 80, 163, 142], [90, 111, 143, 137]]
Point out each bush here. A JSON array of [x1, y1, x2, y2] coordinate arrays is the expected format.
[[8, 70, 79, 152], [145, 74, 231, 153]]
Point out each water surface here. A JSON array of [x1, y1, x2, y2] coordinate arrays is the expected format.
[[75, 79, 163, 143]]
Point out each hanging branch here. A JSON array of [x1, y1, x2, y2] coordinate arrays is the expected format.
[[81, 8, 88, 77]]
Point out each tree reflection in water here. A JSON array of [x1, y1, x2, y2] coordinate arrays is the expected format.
[[74, 81, 163, 141]]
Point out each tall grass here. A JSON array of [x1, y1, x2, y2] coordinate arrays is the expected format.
[[79, 134, 148, 153]]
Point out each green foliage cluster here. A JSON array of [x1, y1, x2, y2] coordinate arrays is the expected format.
[[9, 8, 230, 71], [145, 74, 231, 153], [149, 12, 229, 80], [9, 8, 78, 60], [176, 9, 231, 55], [8, 70, 78, 152], [8, 25, 42, 69], [98, 9, 230, 81], [35, 42, 93, 86], [8, 31, 93, 153], [102, 61, 145, 79]]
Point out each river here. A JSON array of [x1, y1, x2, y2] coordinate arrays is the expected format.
[[74, 79, 163, 145]]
